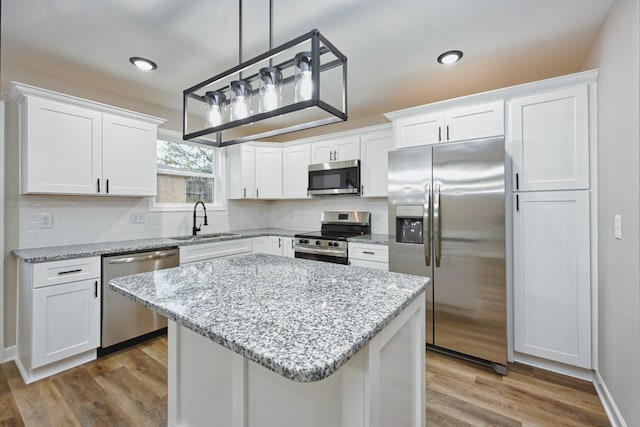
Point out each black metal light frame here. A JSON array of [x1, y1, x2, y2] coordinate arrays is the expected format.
[[182, 29, 347, 147]]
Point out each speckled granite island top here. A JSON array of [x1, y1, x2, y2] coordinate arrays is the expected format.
[[109, 253, 426, 382]]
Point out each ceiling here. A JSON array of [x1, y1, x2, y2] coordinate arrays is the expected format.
[[1, 0, 614, 140]]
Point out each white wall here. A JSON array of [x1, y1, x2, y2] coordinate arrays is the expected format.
[[583, 0, 640, 425]]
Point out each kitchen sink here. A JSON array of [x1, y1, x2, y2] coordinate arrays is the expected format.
[[171, 233, 237, 241]]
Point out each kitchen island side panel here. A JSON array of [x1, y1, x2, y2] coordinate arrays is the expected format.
[[167, 294, 425, 427]]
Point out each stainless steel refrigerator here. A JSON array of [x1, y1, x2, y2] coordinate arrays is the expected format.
[[388, 136, 507, 373]]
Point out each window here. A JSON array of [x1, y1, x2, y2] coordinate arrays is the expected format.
[[149, 131, 226, 211]]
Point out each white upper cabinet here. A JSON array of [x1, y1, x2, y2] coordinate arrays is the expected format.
[[254, 146, 283, 199], [509, 85, 590, 191], [227, 144, 282, 199], [21, 97, 102, 195], [310, 135, 360, 163], [444, 101, 504, 142], [10, 82, 164, 196], [102, 113, 157, 196], [283, 144, 311, 199], [391, 101, 504, 148], [360, 129, 394, 197]]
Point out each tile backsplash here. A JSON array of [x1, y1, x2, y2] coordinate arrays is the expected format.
[[18, 194, 388, 249], [18, 195, 229, 249]]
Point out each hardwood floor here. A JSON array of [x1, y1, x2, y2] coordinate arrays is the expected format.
[[0, 338, 609, 426]]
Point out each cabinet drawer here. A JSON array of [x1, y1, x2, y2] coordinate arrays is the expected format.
[[348, 244, 389, 263], [180, 239, 252, 264], [32, 257, 101, 288], [349, 258, 388, 271]]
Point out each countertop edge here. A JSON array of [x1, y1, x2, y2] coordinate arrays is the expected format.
[[108, 281, 425, 383], [13, 229, 389, 263]]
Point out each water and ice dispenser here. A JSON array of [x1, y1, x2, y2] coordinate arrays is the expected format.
[[395, 205, 424, 244]]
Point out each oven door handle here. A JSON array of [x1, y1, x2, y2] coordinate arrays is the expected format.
[[294, 246, 347, 257]]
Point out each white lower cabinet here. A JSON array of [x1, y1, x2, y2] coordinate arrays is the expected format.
[[513, 191, 591, 369], [348, 243, 389, 271], [32, 279, 101, 368], [252, 236, 294, 258], [18, 256, 101, 383], [180, 239, 252, 265]]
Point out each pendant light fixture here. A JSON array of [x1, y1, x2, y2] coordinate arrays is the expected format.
[[182, 0, 347, 147]]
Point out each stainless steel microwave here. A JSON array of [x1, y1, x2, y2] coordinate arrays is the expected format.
[[308, 159, 361, 196]]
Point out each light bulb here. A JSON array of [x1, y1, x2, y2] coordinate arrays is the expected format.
[[294, 51, 313, 102], [231, 96, 250, 120], [206, 105, 222, 127], [295, 71, 313, 102], [204, 90, 226, 127], [230, 80, 252, 121], [261, 85, 279, 111], [259, 67, 283, 113]]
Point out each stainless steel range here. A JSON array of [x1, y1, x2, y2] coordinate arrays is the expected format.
[[295, 211, 371, 264]]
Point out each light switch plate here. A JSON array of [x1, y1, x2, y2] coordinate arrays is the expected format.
[[37, 213, 53, 228], [614, 214, 622, 240], [130, 212, 146, 224]]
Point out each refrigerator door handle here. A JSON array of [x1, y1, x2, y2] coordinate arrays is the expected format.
[[434, 184, 442, 267], [424, 184, 431, 266]]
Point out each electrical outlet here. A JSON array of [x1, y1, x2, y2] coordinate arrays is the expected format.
[[130, 212, 146, 224], [37, 213, 53, 229]]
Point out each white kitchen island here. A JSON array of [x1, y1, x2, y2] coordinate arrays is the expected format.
[[109, 254, 427, 427]]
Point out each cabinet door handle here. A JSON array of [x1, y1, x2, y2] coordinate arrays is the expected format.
[[438, 126, 442, 142], [516, 194, 519, 212], [446, 125, 450, 141], [256, 188, 259, 198], [97, 179, 100, 193], [363, 251, 375, 255], [243, 187, 246, 198], [94, 280, 98, 298], [361, 184, 364, 195], [515, 173, 519, 190], [58, 269, 82, 275], [278, 238, 282, 248], [329, 151, 333, 161], [291, 239, 294, 249], [333, 150, 337, 160], [106, 179, 110, 194]]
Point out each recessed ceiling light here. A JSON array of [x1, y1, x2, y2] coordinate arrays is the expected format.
[[437, 50, 463, 65], [129, 57, 157, 71]]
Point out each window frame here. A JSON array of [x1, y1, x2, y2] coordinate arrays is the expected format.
[[148, 129, 227, 212]]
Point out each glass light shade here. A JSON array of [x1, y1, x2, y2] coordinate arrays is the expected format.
[[294, 51, 313, 102], [204, 91, 226, 127], [230, 80, 252, 121], [259, 67, 283, 112]]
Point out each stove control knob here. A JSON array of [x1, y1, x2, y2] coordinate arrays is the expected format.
[[315, 240, 321, 246], [329, 242, 336, 247], [301, 239, 308, 244]]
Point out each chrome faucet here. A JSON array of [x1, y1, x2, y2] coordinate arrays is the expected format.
[[192, 201, 208, 236]]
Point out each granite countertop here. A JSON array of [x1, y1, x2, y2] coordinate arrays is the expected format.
[[109, 253, 426, 382], [12, 228, 309, 263], [13, 228, 387, 263], [348, 233, 389, 245]]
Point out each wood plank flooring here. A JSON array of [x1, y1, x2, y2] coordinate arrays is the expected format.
[[0, 337, 609, 426]]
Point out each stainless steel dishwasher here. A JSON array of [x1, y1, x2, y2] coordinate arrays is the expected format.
[[100, 248, 179, 355]]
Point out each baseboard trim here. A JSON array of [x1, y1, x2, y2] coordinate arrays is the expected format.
[[513, 352, 593, 381], [593, 370, 627, 427], [2, 345, 16, 363]]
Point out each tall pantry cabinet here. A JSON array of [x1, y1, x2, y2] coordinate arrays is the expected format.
[[509, 74, 597, 371]]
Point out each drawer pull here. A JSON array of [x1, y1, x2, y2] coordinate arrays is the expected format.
[[363, 251, 375, 255], [58, 269, 82, 275]]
